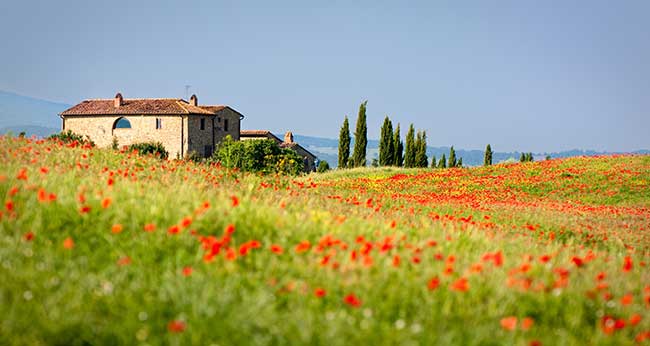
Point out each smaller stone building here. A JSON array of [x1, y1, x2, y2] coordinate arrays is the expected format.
[[59, 93, 244, 159], [240, 130, 317, 172]]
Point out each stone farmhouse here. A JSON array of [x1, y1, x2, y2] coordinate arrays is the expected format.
[[240, 130, 317, 172], [59, 93, 318, 171]]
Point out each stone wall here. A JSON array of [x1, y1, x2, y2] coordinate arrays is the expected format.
[[63, 115, 186, 159], [214, 108, 241, 142], [187, 116, 215, 158]]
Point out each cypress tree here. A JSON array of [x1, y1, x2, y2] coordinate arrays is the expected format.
[[393, 123, 403, 166], [528, 153, 534, 162], [430, 155, 437, 168], [404, 124, 416, 168], [338, 116, 351, 168], [484, 144, 492, 166], [448, 146, 457, 168], [414, 131, 428, 167], [520, 153, 526, 162], [457, 157, 463, 167], [351, 101, 368, 167], [438, 154, 446, 168], [379, 116, 394, 166]]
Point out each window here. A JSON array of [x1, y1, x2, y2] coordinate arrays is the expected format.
[[224, 119, 229, 132], [200, 118, 205, 130], [156, 118, 162, 129], [113, 117, 131, 129]]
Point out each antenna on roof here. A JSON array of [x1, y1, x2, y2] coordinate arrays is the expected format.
[[184, 85, 192, 100]]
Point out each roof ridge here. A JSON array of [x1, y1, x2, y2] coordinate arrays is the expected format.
[[84, 98, 184, 101]]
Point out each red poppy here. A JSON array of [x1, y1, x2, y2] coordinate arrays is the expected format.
[[23, 231, 34, 241], [4, 200, 14, 212], [111, 224, 123, 234], [450, 277, 469, 292], [117, 256, 131, 266], [143, 224, 156, 232], [180, 216, 192, 228], [63, 237, 74, 250], [295, 240, 311, 253], [224, 224, 236, 235], [427, 277, 440, 290], [629, 314, 642, 326], [500, 316, 517, 331], [343, 293, 362, 307], [521, 317, 534, 331], [101, 197, 112, 209], [623, 256, 633, 272], [314, 288, 326, 298], [270, 244, 283, 254], [168, 225, 180, 235], [167, 320, 186, 333], [231, 195, 239, 207], [182, 267, 193, 277], [16, 168, 28, 180]]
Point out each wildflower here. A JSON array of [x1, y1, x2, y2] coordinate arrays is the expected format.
[[623, 256, 633, 272], [521, 317, 534, 330], [450, 277, 469, 292], [314, 288, 326, 298], [295, 240, 311, 253], [143, 223, 156, 232], [224, 223, 235, 235], [79, 205, 91, 214], [620, 294, 633, 306], [63, 237, 74, 250], [571, 256, 584, 267], [231, 195, 239, 207], [500, 316, 517, 331], [40, 167, 49, 174], [16, 168, 28, 180], [117, 256, 131, 266], [5, 200, 14, 212], [101, 198, 112, 209], [630, 314, 642, 326], [427, 277, 440, 290], [270, 244, 283, 254], [167, 320, 186, 333], [392, 254, 401, 267], [182, 267, 193, 277], [225, 247, 237, 261], [23, 231, 34, 241], [111, 224, 123, 234], [107, 177, 114, 186], [168, 225, 180, 235], [343, 293, 362, 307]]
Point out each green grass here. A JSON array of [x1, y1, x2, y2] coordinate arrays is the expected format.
[[0, 136, 649, 345]]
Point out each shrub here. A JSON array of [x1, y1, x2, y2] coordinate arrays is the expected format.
[[127, 142, 168, 159], [317, 160, 330, 173], [48, 130, 95, 146], [212, 136, 304, 175]]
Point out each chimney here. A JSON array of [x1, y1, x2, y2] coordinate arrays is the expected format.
[[114, 93, 123, 108], [189, 94, 198, 106], [284, 131, 294, 143]]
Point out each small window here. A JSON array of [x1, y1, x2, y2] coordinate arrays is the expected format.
[[156, 118, 162, 129], [224, 119, 229, 132], [217, 117, 221, 123], [200, 118, 205, 130], [114, 117, 131, 129]]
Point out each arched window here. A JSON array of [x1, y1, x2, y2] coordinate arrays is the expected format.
[[113, 117, 131, 129]]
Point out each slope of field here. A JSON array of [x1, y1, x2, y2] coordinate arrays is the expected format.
[[0, 136, 649, 345]]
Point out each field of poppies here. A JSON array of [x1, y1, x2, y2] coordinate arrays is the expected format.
[[1, 135, 649, 346]]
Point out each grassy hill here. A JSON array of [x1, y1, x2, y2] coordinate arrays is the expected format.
[[1, 136, 649, 345]]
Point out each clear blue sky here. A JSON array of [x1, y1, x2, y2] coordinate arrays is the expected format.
[[1, 0, 648, 152]]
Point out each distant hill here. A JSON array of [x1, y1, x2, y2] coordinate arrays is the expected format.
[[0, 90, 68, 137], [1, 91, 647, 165], [293, 134, 649, 167]]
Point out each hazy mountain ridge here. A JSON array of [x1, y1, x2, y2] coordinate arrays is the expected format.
[[1, 91, 647, 166]]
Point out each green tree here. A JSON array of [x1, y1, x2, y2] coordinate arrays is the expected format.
[[457, 157, 463, 167], [317, 160, 330, 172], [393, 123, 403, 166], [379, 116, 395, 166], [528, 153, 534, 162], [448, 146, 457, 168], [415, 131, 428, 167], [404, 124, 416, 168], [338, 116, 351, 168], [484, 144, 493, 166], [520, 153, 526, 162], [351, 101, 368, 167], [438, 154, 446, 168], [430, 155, 437, 168]]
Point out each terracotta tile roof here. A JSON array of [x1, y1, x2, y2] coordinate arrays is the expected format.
[[240, 130, 273, 136], [199, 105, 227, 113], [60, 98, 215, 116]]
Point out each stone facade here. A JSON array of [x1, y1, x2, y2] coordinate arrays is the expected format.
[[60, 94, 244, 159]]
